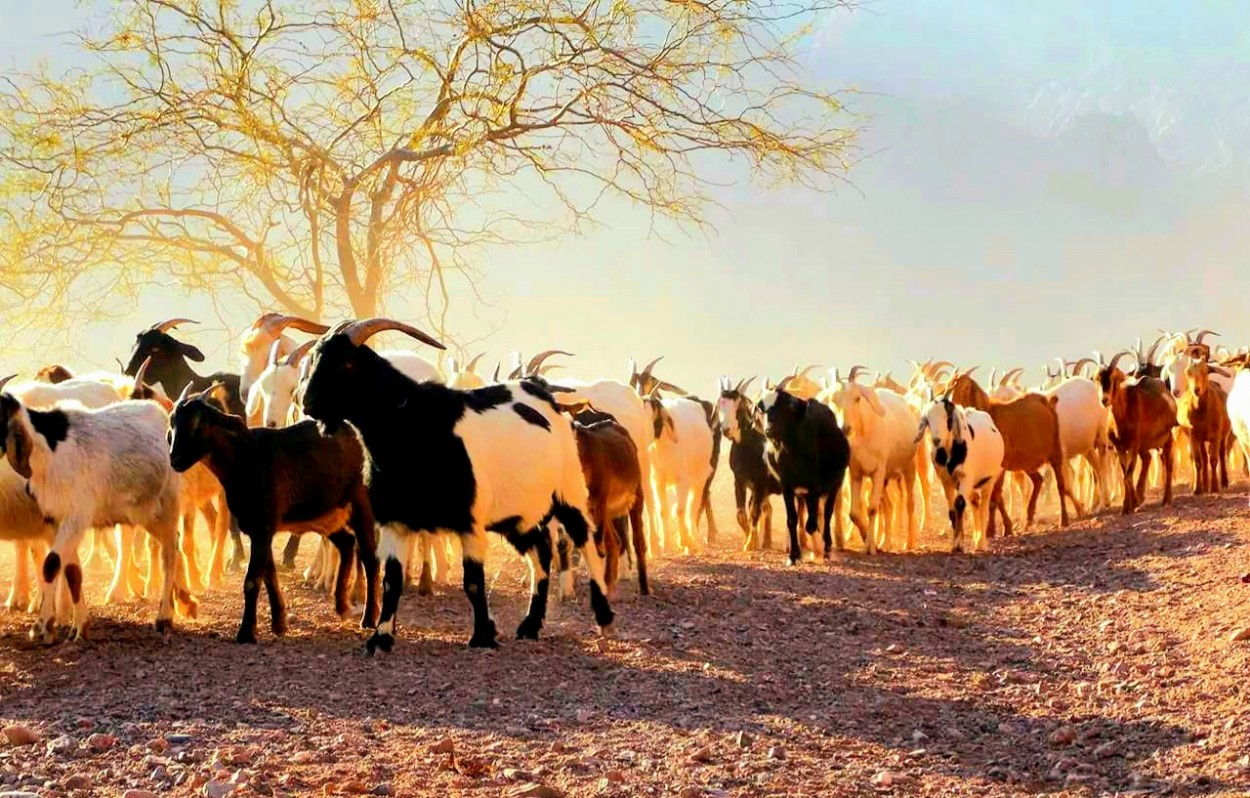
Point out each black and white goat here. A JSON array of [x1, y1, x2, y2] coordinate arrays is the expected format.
[[716, 377, 780, 550], [756, 382, 851, 565], [300, 318, 615, 653], [0, 379, 195, 641], [168, 385, 380, 643]]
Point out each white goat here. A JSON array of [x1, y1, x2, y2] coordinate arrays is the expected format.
[[1227, 368, 1250, 506], [918, 399, 1005, 553], [826, 367, 921, 554], [1043, 375, 1111, 512], [646, 393, 715, 555], [0, 390, 194, 641]]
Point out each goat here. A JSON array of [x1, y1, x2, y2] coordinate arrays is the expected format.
[[168, 385, 380, 643], [237, 313, 329, 401], [646, 391, 717, 555], [826, 366, 921, 554], [756, 383, 850, 565], [1226, 366, 1250, 505], [0, 383, 194, 642], [300, 318, 614, 653], [1178, 353, 1232, 495], [917, 399, 1005, 552], [717, 377, 780, 551], [1097, 352, 1178, 514], [565, 406, 648, 599], [123, 317, 249, 570], [626, 356, 720, 551], [948, 372, 1073, 535], [446, 353, 488, 390]]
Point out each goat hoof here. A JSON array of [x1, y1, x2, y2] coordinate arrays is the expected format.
[[271, 620, 288, 637], [469, 622, 498, 649], [366, 632, 394, 655], [599, 622, 617, 639], [154, 617, 174, 636], [30, 620, 55, 645], [68, 622, 90, 643], [416, 582, 434, 597], [235, 627, 258, 645], [515, 620, 541, 641]]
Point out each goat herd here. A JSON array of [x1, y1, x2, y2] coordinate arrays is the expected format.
[[0, 316, 1247, 657]]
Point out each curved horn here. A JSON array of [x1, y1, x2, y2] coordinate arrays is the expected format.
[[1194, 329, 1219, 345], [133, 356, 153, 389], [150, 318, 198, 334], [284, 340, 317, 368], [538, 364, 564, 376], [492, 363, 501, 382], [776, 376, 794, 394], [260, 314, 330, 337], [464, 352, 486, 373], [114, 357, 125, 373], [1107, 350, 1135, 373], [639, 356, 663, 379], [1068, 358, 1095, 377], [846, 365, 869, 383], [1053, 357, 1067, 378], [736, 376, 756, 396], [0, 374, 16, 393], [928, 360, 955, 377], [797, 364, 819, 379], [525, 349, 573, 376], [176, 382, 194, 405], [1003, 367, 1026, 384], [341, 318, 446, 350], [1144, 333, 1168, 366]]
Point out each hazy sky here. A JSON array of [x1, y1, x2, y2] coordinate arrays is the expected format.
[[2, 2, 1247, 393]]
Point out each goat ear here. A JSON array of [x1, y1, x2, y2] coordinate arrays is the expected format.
[[665, 413, 678, 443], [267, 340, 282, 368], [914, 417, 929, 444], [177, 340, 206, 363], [5, 420, 32, 479], [244, 384, 263, 419]]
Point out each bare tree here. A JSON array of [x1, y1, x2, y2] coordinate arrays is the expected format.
[[0, 0, 857, 332]]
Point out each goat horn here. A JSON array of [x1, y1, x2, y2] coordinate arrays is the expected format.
[[285, 340, 316, 368], [260, 314, 330, 337], [133, 356, 153, 390], [639, 356, 663, 379], [464, 352, 485, 373], [538, 364, 563, 376], [526, 349, 573, 376], [492, 363, 500, 382], [1144, 333, 1167, 366], [797, 364, 819, 379], [114, 357, 125, 373], [0, 374, 16, 393], [1194, 329, 1219, 345], [1107, 350, 1135, 373], [776, 376, 794, 394], [929, 360, 955, 377], [737, 376, 756, 395], [149, 318, 198, 334], [176, 382, 194, 405], [341, 318, 446, 350], [1068, 358, 1095, 376], [846, 365, 869, 383], [507, 366, 523, 380]]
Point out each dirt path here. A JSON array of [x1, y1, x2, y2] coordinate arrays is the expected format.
[[1, 482, 1249, 797]]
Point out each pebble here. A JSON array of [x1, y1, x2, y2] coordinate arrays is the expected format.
[[123, 792, 159, 798], [575, 709, 593, 723], [508, 786, 564, 798], [733, 731, 753, 749], [204, 779, 235, 798], [0, 792, 39, 798], [1, 727, 39, 747], [911, 730, 929, 743], [370, 785, 393, 797], [289, 751, 316, 765], [871, 770, 913, 789], [1048, 726, 1076, 747], [766, 746, 786, 761], [146, 738, 169, 754], [166, 734, 194, 746], [62, 774, 92, 791], [432, 739, 455, 755], [86, 733, 116, 752], [1230, 627, 1250, 642], [47, 736, 78, 757]]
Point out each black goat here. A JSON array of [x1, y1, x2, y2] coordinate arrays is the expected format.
[[715, 378, 780, 550], [756, 384, 851, 565], [123, 318, 252, 569], [168, 385, 380, 644], [300, 318, 615, 654]]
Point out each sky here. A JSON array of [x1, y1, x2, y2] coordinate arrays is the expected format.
[[2, 1, 1248, 393]]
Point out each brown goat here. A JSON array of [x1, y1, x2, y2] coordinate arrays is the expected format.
[[948, 373, 1073, 534], [1179, 355, 1232, 495], [35, 364, 75, 384], [1097, 353, 1178, 513], [570, 410, 648, 599]]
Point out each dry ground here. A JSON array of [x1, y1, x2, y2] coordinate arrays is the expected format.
[[2, 474, 1250, 798]]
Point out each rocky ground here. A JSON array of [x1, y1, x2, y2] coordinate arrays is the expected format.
[[2, 479, 1250, 798]]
